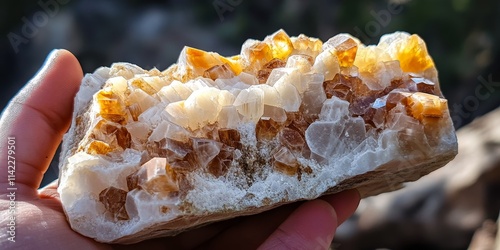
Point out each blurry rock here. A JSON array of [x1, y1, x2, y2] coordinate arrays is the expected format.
[[335, 107, 500, 249]]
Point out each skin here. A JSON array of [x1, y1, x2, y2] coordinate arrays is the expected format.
[[0, 49, 360, 250]]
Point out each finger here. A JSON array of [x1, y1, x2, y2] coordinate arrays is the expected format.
[[202, 202, 301, 250], [257, 189, 360, 250], [116, 202, 301, 249], [321, 189, 360, 225], [113, 220, 237, 250], [38, 179, 60, 200], [0, 49, 83, 194], [258, 199, 338, 250], [186, 189, 360, 250]]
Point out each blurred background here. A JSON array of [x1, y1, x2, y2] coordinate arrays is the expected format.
[[1, 0, 499, 249]]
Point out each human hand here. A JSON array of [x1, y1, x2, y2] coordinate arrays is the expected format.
[[0, 49, 360, 250]]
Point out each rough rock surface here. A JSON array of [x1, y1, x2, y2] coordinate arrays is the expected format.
[[58, 30, 458, 243]]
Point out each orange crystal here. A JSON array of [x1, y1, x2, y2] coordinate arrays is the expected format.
[[96, 89, 126, 123], [393, 35, 435, 73], [408, 92, 447, 120], [324, 34, 359, 68]]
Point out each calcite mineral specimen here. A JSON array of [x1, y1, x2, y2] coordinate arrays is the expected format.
[[58, 30, 458, 243]]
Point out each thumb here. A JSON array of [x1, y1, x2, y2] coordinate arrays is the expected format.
[[0, 49, 83, 195]]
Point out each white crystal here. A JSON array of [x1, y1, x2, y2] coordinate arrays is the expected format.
[[312, 49, 340, 81], [165, 101, 189, 128], [378, 31, 411, 50], [342, 117, 366, 148], [184, 87, 222, 129], [109, 63, 145, 79], [142, 76, 167, 93], [237, 72, 259, 85], [164, 139, 190, 160], [253, 84, 282, 107], [157, 81, 193, 103], [302, 75, 327, 118], [214, 77, 239, 89], [128, 88, 159, 113], [266, 68, 293, 86], [139, 105, 166, 127], [126, 122, 150, 143], [305, 121, 346, 158], [286, 55, 312, 73], [108, 77, 128, 98], [322, 33, 362, 51], [217, 106, 241, 129], [217, 90, 236, 106], [319, 97, 350, 122], [165, 122, 190, 142], [185, 78, 211, 92], [378, 60, 403, 87], [291, 34, 322, 58], [233, 87, 264, 123], [148, 120, 169, 142], [274, 76, 301, 112]]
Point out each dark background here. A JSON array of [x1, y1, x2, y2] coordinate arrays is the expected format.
[[2, 0, 499, 126], [1, 0, 499, 248]]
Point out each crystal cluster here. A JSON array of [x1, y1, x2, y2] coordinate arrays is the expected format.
[[58, 30, 457, 243]]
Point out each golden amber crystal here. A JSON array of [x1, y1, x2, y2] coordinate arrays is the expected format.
[[326, 34, 359, 68], [291, 34, 323, 58], [185, 47, 241, 76], [87, 140, 112, 155], [243, 41, 273, 72], [96, 89, 126, 123], [268, 29, 294, 60], [394, 35, 435, 73], [408, 92, 447, 120]]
